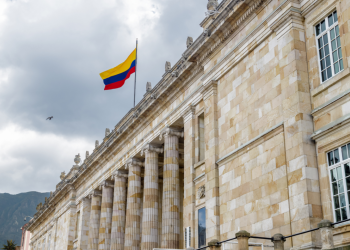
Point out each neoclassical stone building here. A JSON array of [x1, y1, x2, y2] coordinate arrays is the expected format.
[[26, 0, 350, 249]]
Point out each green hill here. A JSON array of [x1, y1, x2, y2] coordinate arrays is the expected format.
[[0, 192, 49, 246]]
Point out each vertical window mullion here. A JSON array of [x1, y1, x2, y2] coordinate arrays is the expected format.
[[327, 30, 335, 76], [341, 162, 349, 219], [329, 167, 337, 222]]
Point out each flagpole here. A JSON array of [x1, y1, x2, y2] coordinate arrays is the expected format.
[[134, 38, 138, 110]]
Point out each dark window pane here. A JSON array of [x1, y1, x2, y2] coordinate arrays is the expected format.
[[327, 66, 333, 78], [340, 193, 346, 206], [333, 51, 339, 62], [347, 177, 350, 190], [332, 168, 337, 181], [346, 163, 350, 176], [340, 59, 344, 70], [335, 149, 340, 164], [337, 165, 343, 179], [325, 45, 330, 56], [335, 62, 339, 74], [344, 147, 349, 160], [329, 151, 335, 165], [322, 70, 327, 82], [336, 209, 341, 222], [334, 196, 340, 208], [333, 182, 339, 195], [316, 24, 321, 36], [331, 29, 335, 40], [321, 59, 326, 70], [332, 40, 337, 51], [334, 12, 338, 23], [339, 48, 343, 59], [326, 56, 331, 67], [339, 180, 345, 193], [329, 14, 334, 26], [318, 38, 323, 48], [342, 207, 348, 220], [337, 37, 341, 47], [198, 207, 206, 247], [321, 20, 326, 32], [320, 49, 324, 59], [336, 25, 339, 36], [323, 34, 329, 44]]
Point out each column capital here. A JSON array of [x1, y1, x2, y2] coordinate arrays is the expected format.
[[159, 125, 184, 140], [88, 190, 102, 199], [202, 80, 218, 100], [99, 180, 114, 190], [141, 143, 163, 156], [182, 105, 196, 123], [125, 157, 144, 169], [112, 170, 128, 179]]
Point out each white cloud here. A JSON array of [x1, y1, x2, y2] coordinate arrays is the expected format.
[[0, 124, 92, 194]]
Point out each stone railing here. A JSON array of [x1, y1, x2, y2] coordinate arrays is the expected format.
[[192, 219, 346, 250]]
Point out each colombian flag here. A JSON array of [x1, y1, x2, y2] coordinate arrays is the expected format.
[[100, 49, 136, 90]]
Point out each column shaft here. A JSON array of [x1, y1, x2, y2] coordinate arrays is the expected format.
[[110, 173, 127, 250], [87, 192, 102, 250], [77, 198, 91, 250], [124, 164, 142, 250], [141, 150, 160, 250], [98, 182, 114, 250], [161, 134, 180, 249]]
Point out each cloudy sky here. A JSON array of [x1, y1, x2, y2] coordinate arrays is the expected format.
[[0, 0, 210, 194]]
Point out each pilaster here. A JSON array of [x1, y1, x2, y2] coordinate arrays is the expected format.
[[77, 197, 91, 250], [202, 80, 220, 242]]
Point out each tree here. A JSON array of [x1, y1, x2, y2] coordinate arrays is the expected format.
[[1, 240, 17, 250]]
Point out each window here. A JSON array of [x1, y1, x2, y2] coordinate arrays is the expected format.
[[198, 207, 206, 247], [42, 238, 46, 250], [198, 113, 205, 162], [315, 10, 343, 83], [328, 144, 350, 222], [185, 227, 191, 248], [47, 235, 51, 250], [75, 211, 81, 239]]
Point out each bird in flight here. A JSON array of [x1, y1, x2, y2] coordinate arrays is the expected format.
[[46, 116, 53, 120]]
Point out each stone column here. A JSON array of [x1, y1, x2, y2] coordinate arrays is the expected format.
[[98, 180, 114, 250], [202, 80, 220, 242], [77, 197, 91, 250], [124, 158, 143, 250], [110, 171, 128, 250], [236, 230, 250, 250], [318, 220, 334, 250], [160, 126, 184, 249], [87, 190, 102, 250], [140, 144, 163, 250], [272, 234, 286, 250], [158, 180, 163, 247], [66, 184, 77, 250]]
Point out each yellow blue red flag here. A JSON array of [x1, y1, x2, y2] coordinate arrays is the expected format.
[[100, 49, 137, 90]]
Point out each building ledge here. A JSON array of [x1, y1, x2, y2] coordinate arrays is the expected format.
[[311, 114, 350, 141]]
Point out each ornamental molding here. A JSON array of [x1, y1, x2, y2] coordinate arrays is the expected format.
[[141, 143, 163, 156], [112, 170, 129, 179], [197, 185, 206, 199], [89, 190, 102, 198], [99, 180, 114, 189], [182, 105, 196, 124], [125, 157, 144, 169], [202, 80, 218, 100], [159, 126, 184, 140]]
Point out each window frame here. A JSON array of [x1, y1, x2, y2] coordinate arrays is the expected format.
[[315, 10, 344, 83], [198, 207, 206, 248], [327, 144, 350, 222]]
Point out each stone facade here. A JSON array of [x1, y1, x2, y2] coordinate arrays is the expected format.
[[26, 0, 350, 249]]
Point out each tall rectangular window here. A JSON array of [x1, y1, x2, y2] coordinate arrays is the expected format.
[[198, 113, 205, 162], [47, 234, 51, 250], [198, 207, 206, 247], [75, 211, 81, 239], [328, 143, 350, 222], [315, 10, 343, 83]]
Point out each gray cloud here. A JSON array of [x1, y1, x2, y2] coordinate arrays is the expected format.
[[0, 0, 210, 194]]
